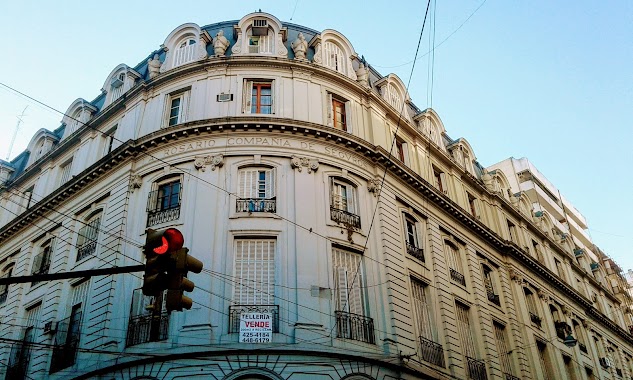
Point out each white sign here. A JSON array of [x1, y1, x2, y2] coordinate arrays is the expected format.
[[239, 312, 272, 343]]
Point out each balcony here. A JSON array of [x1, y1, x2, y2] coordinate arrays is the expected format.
[[126, 311, 169, 347], [76, 240, 97, 261], [406, 243, 425, 262], [486, 290, 501, 306], [146, 189, 181, 227], [466, 356, 488, 380], [6, 340, 32, 380], [229, 305, 279, 334], [50, 313, 81, 373], [579, 342, 587, 353], [554, 321, 571, 340], [335, 310, 375, 344], [529, 312, 542, 327], [330, 206, 361, 229], [450, 268, 466, 286], [236, 198, 276, 213], [419, 336, 445, 367], [504, 374, 520, 380]]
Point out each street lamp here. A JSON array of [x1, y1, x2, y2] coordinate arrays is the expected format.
[[563, 334, 578, 347]]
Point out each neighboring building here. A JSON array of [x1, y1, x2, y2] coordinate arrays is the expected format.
[[0, 12, 632, 380]]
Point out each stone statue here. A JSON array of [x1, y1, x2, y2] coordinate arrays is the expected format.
[[291, 32, 308, 61], [356, 63, 369, 87], [213, 30, 230, 57], [147, 54, 161, 79]]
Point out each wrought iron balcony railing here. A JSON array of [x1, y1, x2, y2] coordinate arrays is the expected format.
[[330, 207, 361, 229], [406, 243, 425, 262], [76, 240, 97, 262], [504, 373, 520, 380], [0, 288, 8, 305], [147, 207, 181, 227], [486, 290, 501, 306], [229, 305, 279, 334], [236, 198, 276, 213], [450, 268, 466, 286], [419, 336, 445, 367], [6, 340, 32, 380], [466, 356, 488, 380], [50, 313, 81, 373], [126, 311, 170, 347], [335, 310, 375, 344]]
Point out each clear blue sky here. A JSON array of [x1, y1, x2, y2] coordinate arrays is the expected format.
[[1, 1, 631, 270]]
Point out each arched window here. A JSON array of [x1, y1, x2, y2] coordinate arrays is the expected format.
[[387, 83, 402, 111], [110, 72, 126, 102], [523, 287, 542, 327], [247, 24, 274, 54], [173, 38, 197, 67], [323, 41, 347, 75]]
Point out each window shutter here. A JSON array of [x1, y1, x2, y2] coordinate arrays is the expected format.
[[327, 93, 333, 127], [349, 270, 364, 315], [344, 100, 352, 132], [243, 81, 253, 114], [266, 168, 276, 198], [346, 184, 355, 214], [234, 239, 275, 305], [335, 266, 349, 312], [72, 280, 90, 307], [439, 172, 448, 194], [270, 81, 275, 114], [474, 198, 482, 219]]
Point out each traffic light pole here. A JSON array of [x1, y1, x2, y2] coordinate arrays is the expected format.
[[0, 265, 145, 285]]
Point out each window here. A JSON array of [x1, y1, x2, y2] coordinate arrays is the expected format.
[[456, 302, 486, 380], [166, 92, 188, 127], [233, 239, 276, 305], [51, 281, 88, 373], [445, 242, 465, 286], [147, 178, 182, 227], [524, 287, 542, 326], [32, 239, 54, 282], [386, 83, 403, 111], [537, 340, 554, 380], [432, 166, 448, 195], [411, 279, 444, 367], [550, 304, 569, 340], [328, 94, 350, 131], [0, 265, 13, 305], [493, 322, 516, 379], [23, 186, 34, 210], [126, 288, 169, 347], [482, 264, 500, 306], [248, 26, 273, 54], [506, 220, 517, 243], [563, 355, 578, 380], [243, 80, 273, 114], [323, 41, 347, 75], [6, 304, 40, 379], [532, 239, 544, 263], [554, 258, 567, 282], [59, 159, 73, 185], [404, 214, 424, 261], [333, 247, 374, 344], [330, 178, 361, 229], [110, 72, 126, 102], [173, 38, 197, 67], [394, 138, 407, 163], [104, 125, 117, 155], [76, 213, 101, 261], [467, 193, 479, 218], [236, 167, 276, 213], [572, 319, 587, 353]]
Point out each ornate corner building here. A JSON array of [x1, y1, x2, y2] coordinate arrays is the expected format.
[[0, 12, 631, 380]]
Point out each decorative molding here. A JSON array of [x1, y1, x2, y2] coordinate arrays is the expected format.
[[367, 179, 381, 196], [291, 68, 313, 80], [537, 288, 549, 300], [194, 154, 224, 171], [129, 174, 142, 192], [290, 155, 318, 173], [509, 268, 523, 284]]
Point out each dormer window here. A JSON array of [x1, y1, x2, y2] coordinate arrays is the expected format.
[[248, 32, 272, 54], [252, 19, 268, 34], [174, 38, 197, 67], [323, 42, 347, 75]]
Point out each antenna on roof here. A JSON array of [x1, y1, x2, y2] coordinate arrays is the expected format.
[[6, 106, 28, 161]]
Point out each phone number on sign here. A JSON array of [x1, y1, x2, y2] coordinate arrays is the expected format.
[[241, 337, 271, 343]]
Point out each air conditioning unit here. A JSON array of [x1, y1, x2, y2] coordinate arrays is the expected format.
[[111, 77, 124, 88], [217, 93, 233, 102], [43, 321, 57, 334]]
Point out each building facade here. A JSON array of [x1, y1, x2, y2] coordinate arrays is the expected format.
[[0, 12, 632, 380]]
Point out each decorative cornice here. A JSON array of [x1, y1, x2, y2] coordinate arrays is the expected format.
[[290, 155, 318, 173]]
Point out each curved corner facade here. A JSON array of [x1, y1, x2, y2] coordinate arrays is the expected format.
[[1, 12, 632, 380]]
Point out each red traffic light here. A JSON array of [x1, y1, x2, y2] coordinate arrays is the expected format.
[[152, 228, 184, 255]]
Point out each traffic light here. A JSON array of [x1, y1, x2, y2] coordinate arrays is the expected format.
[[165, 247, 203, 311], [141, 228, 203, 312]]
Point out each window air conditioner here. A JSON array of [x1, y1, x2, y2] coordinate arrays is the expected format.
[[111, 77, 124, 88], [252, 19, 268, 36]]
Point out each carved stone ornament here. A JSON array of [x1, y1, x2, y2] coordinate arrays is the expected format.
[[356, 63, 369, 88], [312, 42, 322, 64], [581, 319, 590, 329], [509, 268, 523, 284], [129, 174, 142, 192], [198, 34, 209, 60], [561, 304, 570, 316], [290, 155, 319, 173], [367, 179, 381, 196], [291, 32, 308, 61], [481, 169, 495, 192], [147, 54, 161, 79], [194, 154, 224, 171], [277, 33, 288, 58], [213, 30, 230, 57], [537, 288, 548, 300]]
